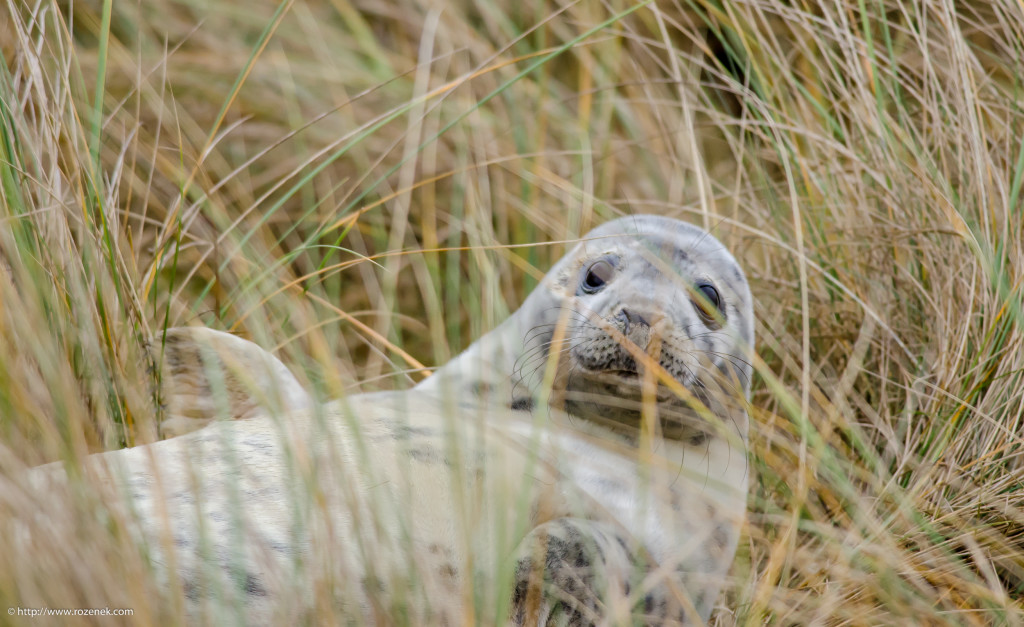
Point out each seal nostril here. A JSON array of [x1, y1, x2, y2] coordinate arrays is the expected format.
[[618, 309, 651, 334], [622, 309, 649, 327]]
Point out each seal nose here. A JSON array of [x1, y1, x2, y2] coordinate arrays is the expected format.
[[616, 308, 657, 349], [620, 308, 649, 331]]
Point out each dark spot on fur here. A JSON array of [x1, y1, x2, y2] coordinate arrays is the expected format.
[[641, 592, 668, 617], [510, 396, 534, 412], [245, 574, 267, 597], [427, 542, 458, 562], [439, 562, 458, 579], [269, 541, 291, 555], [362, 575, 388, 595], [408, 445, 446, 465], [393, 425, 435, 440], [712, 523, 730, 551], [669, 489, 683, 512], [593, 476, 627, 496], [688, 431, 708, 447], [573, 551, 590, 569], [616, 535, 631, 554], [409, 447, 436, 463]]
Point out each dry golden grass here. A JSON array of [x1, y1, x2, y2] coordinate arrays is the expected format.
[[1, 0, 1023, 623]]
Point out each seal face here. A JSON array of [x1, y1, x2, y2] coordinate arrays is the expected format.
[[558, 220, 751, 438], [25, 214, 754, 626]]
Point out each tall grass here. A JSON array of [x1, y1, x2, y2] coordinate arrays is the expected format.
[[1, 0, 1022, 623]]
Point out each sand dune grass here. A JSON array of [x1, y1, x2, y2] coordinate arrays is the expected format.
[[1, 0, 1023, 623]]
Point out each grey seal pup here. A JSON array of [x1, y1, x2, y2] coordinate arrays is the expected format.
[[23, 214, 754, 626]]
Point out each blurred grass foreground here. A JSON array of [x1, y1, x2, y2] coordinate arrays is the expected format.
[[2, 0, 1024, 624]]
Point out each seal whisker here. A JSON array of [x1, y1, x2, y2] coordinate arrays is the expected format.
[[517, 339, 597, 391]]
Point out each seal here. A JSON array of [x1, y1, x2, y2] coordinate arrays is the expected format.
[[24, 215, 754, 626]]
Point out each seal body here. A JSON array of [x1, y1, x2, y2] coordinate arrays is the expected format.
[[22, 215, 754, 625]]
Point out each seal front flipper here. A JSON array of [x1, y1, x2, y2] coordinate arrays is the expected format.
[[153, 327, 311, 438], [510, 517, 708, 627]]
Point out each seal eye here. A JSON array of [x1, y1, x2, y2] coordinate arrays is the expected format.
[[693, 282, 723, 325], [580, 259, 614, 294]]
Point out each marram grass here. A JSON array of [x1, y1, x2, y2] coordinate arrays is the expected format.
[[1, 0, 1023, 624]]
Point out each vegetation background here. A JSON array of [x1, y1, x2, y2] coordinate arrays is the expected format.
[[1, 0, 1023, 623]]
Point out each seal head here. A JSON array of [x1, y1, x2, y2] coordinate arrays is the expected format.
[[420, 215, 753, 441]]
